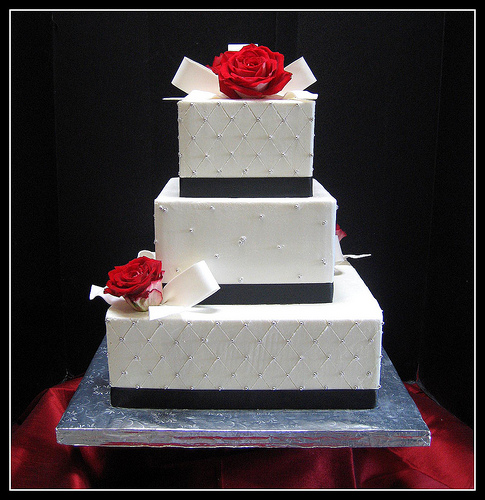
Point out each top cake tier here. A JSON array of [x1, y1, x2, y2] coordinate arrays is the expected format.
[[172, 44, 318, 197], [178, 99, 315, 198]]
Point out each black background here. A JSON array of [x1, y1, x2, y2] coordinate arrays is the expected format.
[[11, 10, 474, 426]]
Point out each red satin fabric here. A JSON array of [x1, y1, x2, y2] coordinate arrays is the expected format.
[[11, 379, 474, 489]]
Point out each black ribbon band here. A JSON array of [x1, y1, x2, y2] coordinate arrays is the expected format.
[[179, 176, 313, 198], [111, 387, 377, 410], [200, 282, 333, 305]]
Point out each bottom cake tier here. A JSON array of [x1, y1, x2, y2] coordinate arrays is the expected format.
[[105, 262, 383, 410]]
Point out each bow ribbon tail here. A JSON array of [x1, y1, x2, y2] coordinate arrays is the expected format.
[[89, 284, 124, 306], [335, 236, 372, 265]]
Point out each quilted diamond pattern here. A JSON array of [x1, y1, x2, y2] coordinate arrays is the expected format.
[[178, 100, 315, 178], [106, 313, 382, 391]]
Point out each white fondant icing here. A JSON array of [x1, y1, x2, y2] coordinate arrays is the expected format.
[[154, 178, 336, 285], [106, 262, 383, 391], [177, 99, 315, 178]]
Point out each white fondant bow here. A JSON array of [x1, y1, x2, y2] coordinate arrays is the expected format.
[[170, 44, 318, 100], [90, 252, 220, 320], [149, 259, 220, 320]]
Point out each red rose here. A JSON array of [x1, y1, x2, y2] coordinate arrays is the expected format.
[[209, 44, 292, 99], [104, 256, 164, 311]]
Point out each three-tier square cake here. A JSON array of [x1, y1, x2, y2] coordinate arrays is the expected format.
[[94, 44, 383, 410]]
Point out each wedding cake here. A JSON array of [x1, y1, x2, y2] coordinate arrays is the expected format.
[[91, 45, 383, 409]]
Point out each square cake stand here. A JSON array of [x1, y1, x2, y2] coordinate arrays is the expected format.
[[56, 337, 430, 448]]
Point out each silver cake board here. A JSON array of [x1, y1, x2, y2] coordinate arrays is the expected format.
[[56, 337, 430, 448]]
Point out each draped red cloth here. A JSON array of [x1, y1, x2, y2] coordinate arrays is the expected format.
[[11, 379, 474, 489]]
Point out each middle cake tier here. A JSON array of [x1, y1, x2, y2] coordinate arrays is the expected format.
[[154, 178, 337, 304]]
